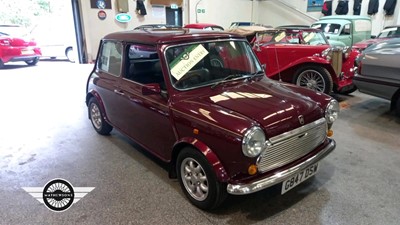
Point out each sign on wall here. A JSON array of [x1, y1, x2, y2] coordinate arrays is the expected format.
[[91, 0, 112, 9], [307, 0, 323, 12]]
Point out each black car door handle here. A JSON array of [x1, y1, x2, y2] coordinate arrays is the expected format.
[[114, 89, 125, 96]]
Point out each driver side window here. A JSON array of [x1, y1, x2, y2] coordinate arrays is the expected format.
[[341, 24, 351, 35]]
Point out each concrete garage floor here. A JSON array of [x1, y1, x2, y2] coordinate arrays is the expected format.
[[1, 61, 399, 225]]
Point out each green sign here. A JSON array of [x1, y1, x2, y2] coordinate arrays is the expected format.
[[197, 9, 205, 13], [115, 13, 132, 23]]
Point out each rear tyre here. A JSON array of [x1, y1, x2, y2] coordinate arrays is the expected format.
[[177, 147, 227, 210], [25, 57, 39, 66], [88, 97, 113, 135], [294, 66, 333, 94], [0, 60, 4, 69]]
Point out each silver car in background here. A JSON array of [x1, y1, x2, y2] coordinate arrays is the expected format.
[[353, 38, 400, 116]]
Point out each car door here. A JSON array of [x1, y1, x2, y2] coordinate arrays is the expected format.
[[94, 40, 126, 129], [117, 43, 176, 160], [339, 23, 352, 46]]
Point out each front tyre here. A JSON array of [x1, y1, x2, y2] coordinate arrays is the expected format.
[[88, 97, 113, 135], [294, 66, 333, 94], [177, 147, 227, 210], [25, 57, 39, 66]]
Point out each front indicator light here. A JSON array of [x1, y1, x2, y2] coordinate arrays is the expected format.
[[327, 129, 333, 137], [248, 164, 258, 175]]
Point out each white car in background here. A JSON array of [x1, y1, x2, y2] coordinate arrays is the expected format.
[[30, 22, 76, 62]]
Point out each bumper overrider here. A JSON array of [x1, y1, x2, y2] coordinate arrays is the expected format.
[[227, 138, 336, 195]]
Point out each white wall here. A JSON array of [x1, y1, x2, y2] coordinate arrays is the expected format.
[[186, 0, 256, 28], [78, 0, 399, 62], [80, 0, 169, 62]]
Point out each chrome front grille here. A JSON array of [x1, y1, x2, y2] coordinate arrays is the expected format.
[[331, 48, 343, 77], [257, 118, 327, 173]]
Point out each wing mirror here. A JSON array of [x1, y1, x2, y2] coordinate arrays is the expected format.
[[142, 83, 161, 95]]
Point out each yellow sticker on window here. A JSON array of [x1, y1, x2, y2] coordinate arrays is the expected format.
[[170, 44, 209, 80], [274, 31, 286, 42]]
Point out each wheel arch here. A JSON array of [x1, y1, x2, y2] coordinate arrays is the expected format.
[[86, 91, 107, 119], [169, 137, 229, 183], [275, 62, 336, 83]]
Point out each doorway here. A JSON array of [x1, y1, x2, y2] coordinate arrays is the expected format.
[[166, 7, 182, 27]]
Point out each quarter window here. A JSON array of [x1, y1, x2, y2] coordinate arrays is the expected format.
[[98, 41, 122, 76]]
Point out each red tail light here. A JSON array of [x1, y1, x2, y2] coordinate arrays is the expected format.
[[0, 38, 11, 46]]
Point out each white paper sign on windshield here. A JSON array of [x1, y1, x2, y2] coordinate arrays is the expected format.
[[170, 44, 209, 80]]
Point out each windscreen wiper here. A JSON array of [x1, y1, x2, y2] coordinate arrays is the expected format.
[[210, 74, 244, 89]]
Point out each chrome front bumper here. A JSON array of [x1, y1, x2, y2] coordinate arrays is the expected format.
[[226, 139, 336, 195]]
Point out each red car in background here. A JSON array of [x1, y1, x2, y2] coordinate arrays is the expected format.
[[353, 25, 400, 51], [183, 23, 224, 31], [0, 25, 41, 69], [230, 27, 359, 94]]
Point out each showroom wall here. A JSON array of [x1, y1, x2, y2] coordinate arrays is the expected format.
[[79, 0, 256, 62], [79, 0, 399, 62]]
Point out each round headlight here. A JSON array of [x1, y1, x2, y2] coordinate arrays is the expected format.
[[325, 99, 340, 123], [343, 46, 352, 59], [321, 48, 332, 61], [242, 127, 266, 158]]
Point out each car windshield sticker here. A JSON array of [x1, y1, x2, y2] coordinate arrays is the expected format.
[[303, 32, 315, 43], [274, 32, 286, 42], [170, 44, 209, 80]]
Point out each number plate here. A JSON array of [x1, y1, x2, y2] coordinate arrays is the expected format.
[[21, 49, 34, 55], [281, 163, 319, 194]]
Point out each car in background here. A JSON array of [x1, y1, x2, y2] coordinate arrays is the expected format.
[[86, 29, 338, 210], [353, 25, 400, 51], [183, 23, 224, 31], [229, 21, 255, 29], [353, 38, 400, 116], [311, 15, 372, 47], [30, 23, 75, 62], [0, 25, 41, 69], [134, 24, 181, 30], [229, 27, 359, 94]]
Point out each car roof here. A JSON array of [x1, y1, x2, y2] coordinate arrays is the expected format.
[[313, 19, 351, 26], [184, 23, 222, 28], [103, 29, 244, 45], [134, 24, 180, 30]]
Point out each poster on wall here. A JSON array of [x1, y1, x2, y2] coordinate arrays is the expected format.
[[307, 0, 324, 12], [91, 0, 112, 9]]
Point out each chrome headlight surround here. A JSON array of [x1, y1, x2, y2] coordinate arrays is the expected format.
[[321, 48, 333, 61], [325, 99, 340, 124], [342, 46, 352, 59], [242, 127, 266, 158]]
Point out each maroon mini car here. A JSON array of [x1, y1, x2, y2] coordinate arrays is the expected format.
[[86, 29, 339, 209], [0, 25, 41, 69], [230, 27, 359, 94]]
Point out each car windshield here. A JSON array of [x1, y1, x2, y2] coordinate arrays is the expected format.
[[256, 30, 328, 45], [165, 40, 262, 90], [311, 23, 342, 34], [377, 27, 400, 38]]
